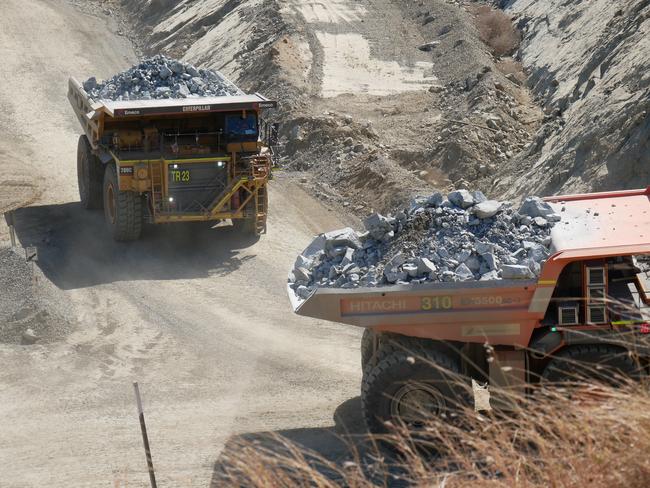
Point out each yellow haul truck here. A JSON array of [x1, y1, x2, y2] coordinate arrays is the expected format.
[[68, 77, 277, 241]]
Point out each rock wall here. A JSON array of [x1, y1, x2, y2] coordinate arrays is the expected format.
[[495, 0, 650, 197], [118, 0, 293, 102]]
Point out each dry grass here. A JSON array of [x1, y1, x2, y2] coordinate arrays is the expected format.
[[473, 6, 521, 57], [214, 346, 650, 488], [216, 379, 650, 487], [217, 293, 650, 486]]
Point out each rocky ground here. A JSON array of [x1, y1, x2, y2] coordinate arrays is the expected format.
[[107, 0, 543, 213], [4, 0, 647, 216], [112, 0, 648, 210], [491, 0, 650, 198], [0, 247, 73, 344]]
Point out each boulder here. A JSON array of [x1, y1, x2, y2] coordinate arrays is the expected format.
[[417, 257, 437, 275], [455, 263, 474, 281], [159, 65, 172, 79], [519, 196, 555, 218], [500, 264, 535, 279], [324, 227, 362, 250], [473, 200, 501, 219], [448, 190, 475, 209]]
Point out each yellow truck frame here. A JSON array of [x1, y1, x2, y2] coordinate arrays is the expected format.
[[68, 77, 277, 241]]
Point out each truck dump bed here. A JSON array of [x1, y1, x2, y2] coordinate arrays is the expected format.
[[290, 188, 650, 347], [289, 279, 540, 346], [67, 77, 276, 148]]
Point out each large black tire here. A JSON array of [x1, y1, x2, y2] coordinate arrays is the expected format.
[[361, 328, 376, 375], [232, 217, 258, 235], [361, 332, 451, 375], [103, 164, 142, 241], [77, 135, 103, 209], [542, 344, 641, 385], [361, 346, 466, 435]]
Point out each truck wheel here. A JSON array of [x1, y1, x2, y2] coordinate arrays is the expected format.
[[361, 328, 376, 374], [233, 217, 258, 235], [361, 347, 465, 435], [103, 164, 142, 241], [542, 344, 641, 385], [77, 135, 103, 209], [362, 332, 443, 375]]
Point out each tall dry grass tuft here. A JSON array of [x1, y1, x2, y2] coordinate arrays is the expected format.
[[473, 6, 521, 57], [218, 292, 650, 486], [216, 382, 650, 487]]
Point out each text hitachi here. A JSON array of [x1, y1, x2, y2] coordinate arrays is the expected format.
[[347, 300, 407, 314]]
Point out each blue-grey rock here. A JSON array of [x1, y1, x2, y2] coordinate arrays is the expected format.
[[448, 190, 475, 209], [500, 264, 534, 279], [296, 286, 312, 299], [519, 196, 555, 218], [417, 257, 437, 274], [455, 263, 474, 281], [159, 65, 172, 79], [473, 200, 501, 219]]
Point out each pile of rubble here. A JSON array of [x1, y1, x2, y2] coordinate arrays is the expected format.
[[83, 55, 242, 101], [289, 190, 562, 299]]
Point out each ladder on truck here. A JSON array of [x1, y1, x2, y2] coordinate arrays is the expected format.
[[254, 184, 268, 234], [150, 161, 164, 217], [250, 157, 269, 234]]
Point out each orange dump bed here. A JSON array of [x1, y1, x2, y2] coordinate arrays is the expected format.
[[290, 279, 541, 346], [289, 188, 650, 347]]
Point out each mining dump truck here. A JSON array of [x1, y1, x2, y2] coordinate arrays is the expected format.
[[288, 188, 650, 434], [68, 77, 277, 241]]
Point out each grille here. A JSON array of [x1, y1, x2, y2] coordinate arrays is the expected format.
[[558, 303, 579, 325], [167, 162, 228, 212], [587, 287, 606, 303], [587, 267, 606, 286], [587, 305, 607, 324]]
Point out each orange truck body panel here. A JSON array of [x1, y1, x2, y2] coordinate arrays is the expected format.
[[291, 187, 650, 347]]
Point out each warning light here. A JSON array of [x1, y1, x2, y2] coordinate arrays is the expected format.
[[640, 323, 650, 334], [551, 327, 558, 332]]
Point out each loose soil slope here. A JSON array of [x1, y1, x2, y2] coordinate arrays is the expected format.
[[495, 0, 650, 197], [117, 0, 543, 211]]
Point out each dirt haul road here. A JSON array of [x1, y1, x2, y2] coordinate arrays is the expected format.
[[0, 1, 362, 486]]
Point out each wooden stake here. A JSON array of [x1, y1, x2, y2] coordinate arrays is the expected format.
[[3, 211, 16, 247], [133, 382, 157, 488]]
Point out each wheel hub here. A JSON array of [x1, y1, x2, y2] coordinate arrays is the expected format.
[[106, 183, 116, 224], [390, 382, 445, 427]]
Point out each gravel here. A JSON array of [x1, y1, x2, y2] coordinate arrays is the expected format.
[[289, 191, 562, 297], [84, 55, 243, 101], [0, 247, 73, 344]]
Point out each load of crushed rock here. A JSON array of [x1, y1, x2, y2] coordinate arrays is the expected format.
[[83, 55, 242, 101], [289, 190, 562, 299]]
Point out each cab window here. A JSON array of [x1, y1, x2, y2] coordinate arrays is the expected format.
[[225, 113, 258, 142]]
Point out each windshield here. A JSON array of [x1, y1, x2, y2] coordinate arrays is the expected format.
[[225, 113, 258, 142]]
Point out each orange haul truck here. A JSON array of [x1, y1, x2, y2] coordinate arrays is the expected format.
[[289, 188, 650, 433]]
